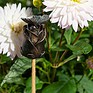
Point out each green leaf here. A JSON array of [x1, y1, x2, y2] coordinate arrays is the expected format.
[[42, 78, 76, 93], [66, 40, 92, 55], [64, 28, 72, 45], [75, 75, 93, 93], [50, 45, 65, 51], [77, 83, 83, 93], [24, 77, 44, 93], [0, 54, 11, 64], [59, 54, 77, 67], [1, 56, 31, 86], [57, 72, 69, 81]]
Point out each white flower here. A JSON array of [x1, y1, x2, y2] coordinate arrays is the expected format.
[[0, 3, 32, 59], [43, 0, 93, 32]]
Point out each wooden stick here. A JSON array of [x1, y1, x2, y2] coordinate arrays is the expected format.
[[32, 59, 36, 93]]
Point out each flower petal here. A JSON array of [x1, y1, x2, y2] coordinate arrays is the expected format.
[[43, 0, 93, 32], [72, 20, 78, 32]]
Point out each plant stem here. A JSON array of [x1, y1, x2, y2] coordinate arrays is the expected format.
[[51, 29, 65, 82], [32, 59, 36, 93], [59, 29, 65, 47], [46, 26, 53, 62], [51, 68, 57, 82], [36, 66, 50, 82], [59, 50, 68, 62], [72, 28, 83, 45], [54, 29, 65, 63]]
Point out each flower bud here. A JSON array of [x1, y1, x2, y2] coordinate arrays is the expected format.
[[33, 0, 42, 9], [86, 57, 93, 69]]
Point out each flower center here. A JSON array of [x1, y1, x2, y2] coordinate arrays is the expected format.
[[71, 0, 80, 3], [11, 22, 25, 35]]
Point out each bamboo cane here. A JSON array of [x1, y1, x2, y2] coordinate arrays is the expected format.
[[32, 59, 36, 93]]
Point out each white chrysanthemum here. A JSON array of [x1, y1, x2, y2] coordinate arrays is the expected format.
[[43, 0, 93, 32], [0, 3, 32, 59]]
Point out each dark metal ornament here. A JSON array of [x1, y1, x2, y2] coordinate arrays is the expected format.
[[22, 15, 49, 24], [21, 15, 49, 59]]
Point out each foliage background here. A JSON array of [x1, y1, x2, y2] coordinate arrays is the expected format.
[[0, 0, 93, 93]]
